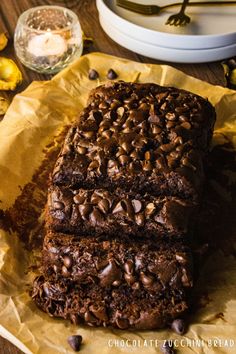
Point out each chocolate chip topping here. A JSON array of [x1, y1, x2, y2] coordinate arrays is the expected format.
[[52, 82, 215, 200], [48, 185, 196, 239]]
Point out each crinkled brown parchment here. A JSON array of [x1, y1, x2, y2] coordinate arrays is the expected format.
[[0, 53, 236, 354]]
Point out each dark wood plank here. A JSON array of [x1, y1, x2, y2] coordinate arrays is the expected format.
[[0, 0, 227, 352], [0, 336, 22, 354]]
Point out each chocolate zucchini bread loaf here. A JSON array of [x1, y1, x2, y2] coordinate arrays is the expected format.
[[32, 81, 216, 330]]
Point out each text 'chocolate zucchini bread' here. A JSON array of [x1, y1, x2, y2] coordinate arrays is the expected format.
[[32, 81, 216, 330]]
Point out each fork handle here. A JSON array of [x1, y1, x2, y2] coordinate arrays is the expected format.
[[164, 1, 236, 9], [180, 0, 190, 12]]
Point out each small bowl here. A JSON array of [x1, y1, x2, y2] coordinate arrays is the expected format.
[[14, 5, 83, 74]]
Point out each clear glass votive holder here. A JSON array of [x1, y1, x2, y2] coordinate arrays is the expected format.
[[14, 5, 83, 74]]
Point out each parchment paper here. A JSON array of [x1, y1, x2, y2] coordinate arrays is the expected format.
[[0, 53, 236, 354]]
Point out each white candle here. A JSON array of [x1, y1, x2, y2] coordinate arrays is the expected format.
[[27, 32, 67, 57]]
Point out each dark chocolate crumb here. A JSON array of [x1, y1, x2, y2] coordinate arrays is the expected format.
[[88, 69, 99, 80], [107, 69, 118, 80], [161, 341, 175, 354], [67, 335, 83, 351]]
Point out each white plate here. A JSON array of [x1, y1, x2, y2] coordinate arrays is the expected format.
[[99, 13, 236, 63], [97, 0, 236, 50]]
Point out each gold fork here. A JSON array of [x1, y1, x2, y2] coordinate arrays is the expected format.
[[116, 0, 236, 16]]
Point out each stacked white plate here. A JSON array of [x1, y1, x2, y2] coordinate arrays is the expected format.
[[96, 0, 236, 63]]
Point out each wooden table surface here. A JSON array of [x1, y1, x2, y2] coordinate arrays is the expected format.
[[0, 0, 229, 353]]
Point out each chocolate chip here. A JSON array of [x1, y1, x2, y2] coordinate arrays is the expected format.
[[78, 139, 90, 148], [89, 304, 108, 321], [152, 125, 162, 134], [161, 341, 175, 354], [101, 130, 112, 139], [165, 112, 176, 121], [175, 253, 187, 264], [62, 265, 70, 277], [78, 204, 92, 220], [88, 69, 99, 80], [99, 260, 122, 286], [107, 69, 118, 80], [110, 99, 121, 109], [179, 115, 189, 122], [131, 199, 142, 213], [181, 121, 191, 129], [124, 259, 134, 274], [174, 136, 183, 145], [88, 160, 99, 171], [112, 201, 123, 214], [166, 121, 175, 129], [63, 256, 72, 268], [143, 160, 152, 171], [182, 157, 196, 170], [122, 199, 134, 216], [67, 335, 83, 351], [132, 281, 140, 290], [70, 314, 80, 325], [171, 319, 186, 335], [144, 151, 151, 160], [160, 143, 174, 153], [117, 106, 125, 117], [97, 199, 110, 214], [89, 208, 104, 225], [118, 154, 130, 165], [99, 101, 108, 110], [140, 272, 154, 286], [84, 311, 97, 323], [53, 201, 64, 210], [116, 317, 129, 329], [130, 150, 140, 159], [167, 156, 176, 169], [135, 212, 145, 226], [90, 194, 101, 204], [181, 268, 193, 287], [120, 141, 132, 154], [124, 273, 136, 285], [112, 280, 122, 286], [95, 258, 109, 270], [175, 106, 188, 114], [83, 131, 94, 139], [107, 160, 119, 174], [156, 156, 166, 169], [73, 194, 85, 204], [77, 146, 87, 154], [139, 102, 149, 111], [145, 203, 155, 215]]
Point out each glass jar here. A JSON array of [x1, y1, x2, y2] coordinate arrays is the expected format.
[[14, 5, 83, 74]]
